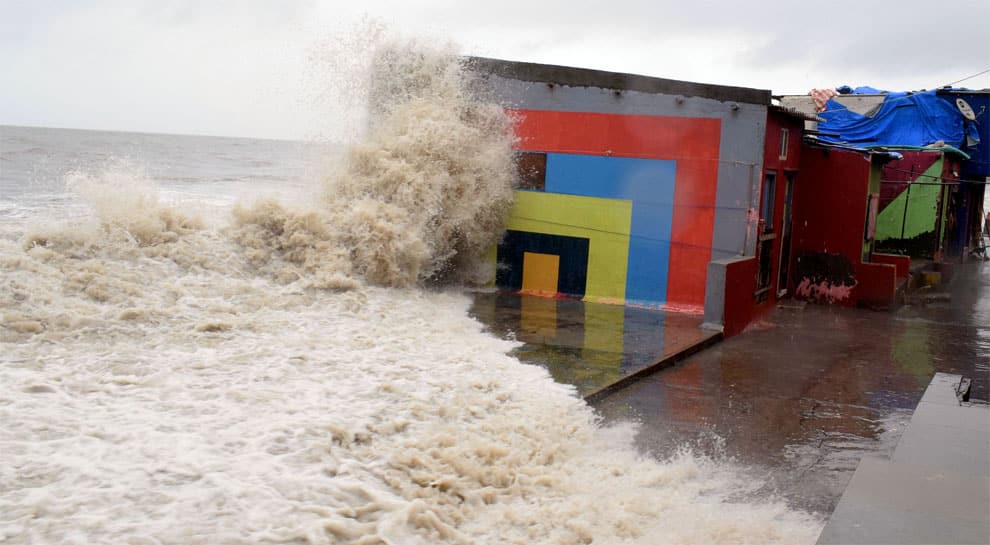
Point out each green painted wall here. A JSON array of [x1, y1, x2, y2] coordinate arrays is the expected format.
[[875, 159, 943, 242]]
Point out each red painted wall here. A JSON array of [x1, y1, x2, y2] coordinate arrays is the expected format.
[[756, 112, 804, 307], [792, 147, 870, 267], [790, 145, 898, 308], [509, 109, 721, 307], [718, 112, 805, 336], [763, 114, 803, 174], [856, 262, 899, 308], [872, 253, 910, 278]]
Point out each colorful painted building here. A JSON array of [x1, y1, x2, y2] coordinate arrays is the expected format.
[[467, 62, 985, 330], [469, 57, 776, 334], [937, 89, 989, 259]]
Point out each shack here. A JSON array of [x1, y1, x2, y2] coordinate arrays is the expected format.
[[469, 57, 783, 335]]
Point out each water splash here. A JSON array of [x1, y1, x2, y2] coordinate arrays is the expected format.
[[232, 40, 515, 289], [24, 160, 203, 252]]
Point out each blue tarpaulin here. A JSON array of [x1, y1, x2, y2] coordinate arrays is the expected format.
[[819, 86, 981, 148]]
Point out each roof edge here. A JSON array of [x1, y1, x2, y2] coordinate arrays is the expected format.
[[868, 144, 971, 160], [770, 103, 823, 122], [465, 56, 771, 106]]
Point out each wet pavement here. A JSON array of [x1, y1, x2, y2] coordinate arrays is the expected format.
[[469, 291, 717, 396], [471, 262, 990, 517]]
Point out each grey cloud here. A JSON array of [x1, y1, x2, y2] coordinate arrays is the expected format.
[[2, 0, 986, 138], [409, 0, 988, 87]]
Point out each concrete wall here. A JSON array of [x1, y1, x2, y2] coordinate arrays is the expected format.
[[471, 58, 770, 311], [703, 255, 759, 335]]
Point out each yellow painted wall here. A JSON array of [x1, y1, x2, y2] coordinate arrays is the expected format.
[[507, 190, 633, 304], [582, 303, 625, 355]]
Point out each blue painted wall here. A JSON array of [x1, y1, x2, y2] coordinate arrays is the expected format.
[[544, 153, 676, 304]]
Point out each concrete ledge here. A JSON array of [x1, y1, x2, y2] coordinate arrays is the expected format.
[[583, 331, 723, 404], [817, 373, 990, 545], [920, 373, 972, 406], [817, 457, 990, 545], [893, 421, 990, 476]]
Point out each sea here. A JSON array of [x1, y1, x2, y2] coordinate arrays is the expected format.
[[0, 49, 823, 545]]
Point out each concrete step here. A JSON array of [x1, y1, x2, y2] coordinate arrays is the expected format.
[[816, 457, 990, 545], [817, 374, 990, 545]]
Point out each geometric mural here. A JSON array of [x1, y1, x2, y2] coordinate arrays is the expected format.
[[497, 231, 590, 297], [876, 156, 943, 239], [521, 252, 561, 296], [503, 191, 632, 303], [875, 155, 945, 257], [498, 109, 722, 308], [546, 154, 676, 303]]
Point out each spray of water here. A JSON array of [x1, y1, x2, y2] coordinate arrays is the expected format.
[[23, 161, 203, 252], [231, 39, 515, 290]]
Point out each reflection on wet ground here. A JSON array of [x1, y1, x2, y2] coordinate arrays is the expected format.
[[595, 262, 990, 515], [469, 291, 715, 396], [472, 263, 990, 516]]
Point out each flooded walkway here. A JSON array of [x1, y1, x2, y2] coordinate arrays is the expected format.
[[469, 292, 718, 396], [473, 262, 990, 520], [593, 261, 990, 516]]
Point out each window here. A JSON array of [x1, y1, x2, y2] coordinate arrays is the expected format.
[[760, 172, 777, 233], [779, 128, 790, 160]]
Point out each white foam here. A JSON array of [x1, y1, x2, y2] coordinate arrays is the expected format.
[[0, 233, 821, 542]]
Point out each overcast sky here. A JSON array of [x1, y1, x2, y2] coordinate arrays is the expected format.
[[2, 0, 988, 140]]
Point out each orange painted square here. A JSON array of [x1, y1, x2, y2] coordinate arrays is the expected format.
[[521, 252, 560, 296]]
